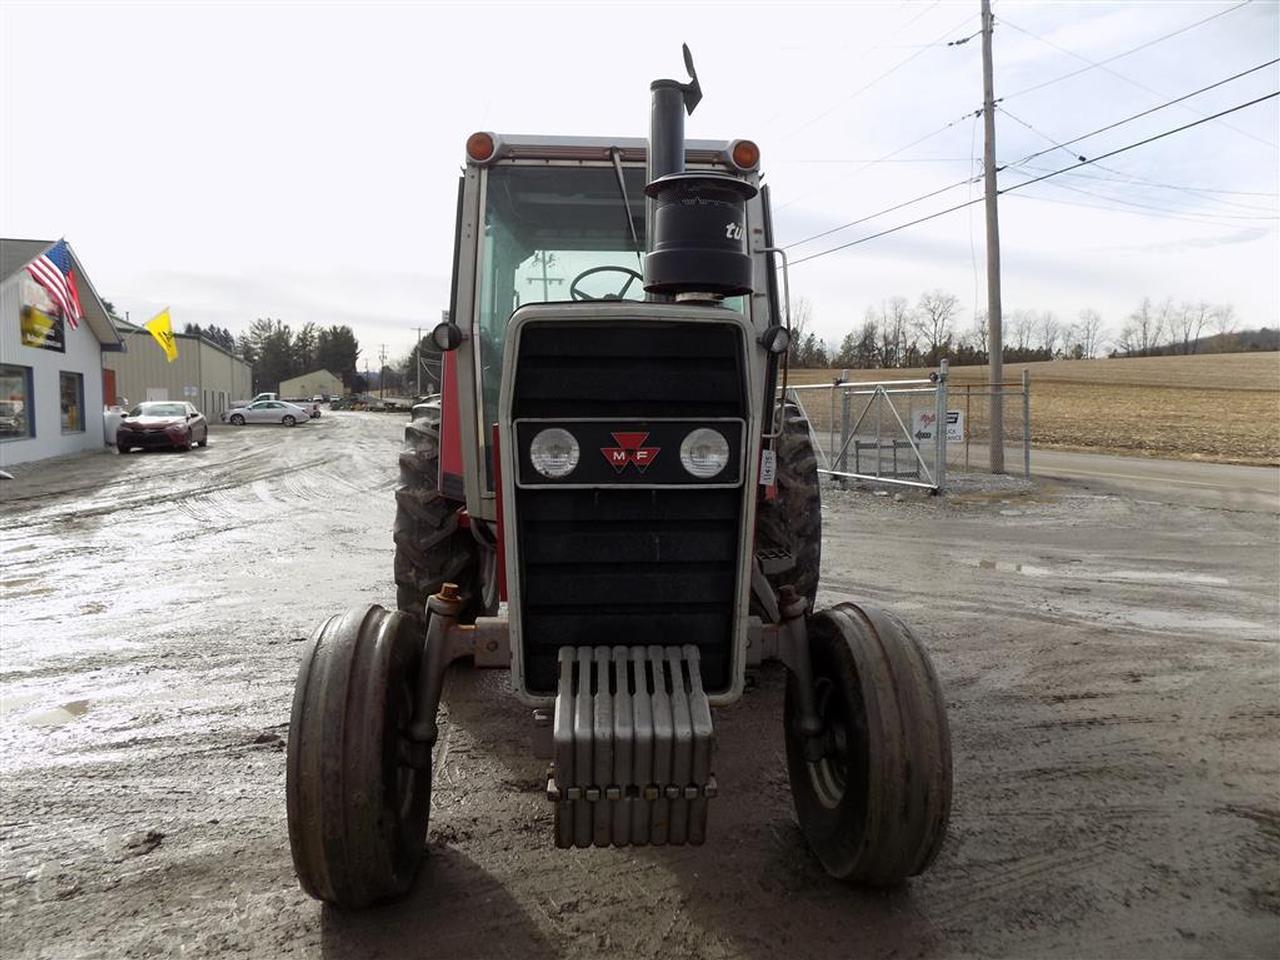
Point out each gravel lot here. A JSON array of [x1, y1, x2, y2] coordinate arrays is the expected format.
[[1, 412, 1276, 958]]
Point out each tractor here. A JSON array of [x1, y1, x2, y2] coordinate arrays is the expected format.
[[286, 47, 952, 908]]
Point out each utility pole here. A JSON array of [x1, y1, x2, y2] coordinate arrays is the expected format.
[[378, 344, 387, 399], [981, 0, 1005, 474], [415, 327, 422, 396]]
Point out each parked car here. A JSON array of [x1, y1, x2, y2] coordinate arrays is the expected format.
[[225, 400, 312, 427], [228, 393, 321, 418], [116, 401, 209, 453]]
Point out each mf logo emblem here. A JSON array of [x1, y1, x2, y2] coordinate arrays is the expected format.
[[601, 432, 661, 473], [724, 221, 743, 240]]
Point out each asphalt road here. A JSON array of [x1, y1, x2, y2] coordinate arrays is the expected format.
[[950, 443, 1280, 513], [1, 412, 1276, 958]]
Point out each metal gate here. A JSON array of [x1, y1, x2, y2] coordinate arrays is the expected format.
[[785, 362, 951, 494]]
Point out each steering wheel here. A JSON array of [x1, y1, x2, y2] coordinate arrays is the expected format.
[[569, 265, 645, 302]]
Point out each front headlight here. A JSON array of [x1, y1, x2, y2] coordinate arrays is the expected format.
[[679, 428, 730, 479], [529, 428, 580, 479]]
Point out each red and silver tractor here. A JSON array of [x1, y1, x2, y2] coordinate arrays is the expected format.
[[286, 47, 952, 908]]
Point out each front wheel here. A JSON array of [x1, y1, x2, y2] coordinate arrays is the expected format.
[[229, 414, 245, 426], [286, 605, 431, 908], [785, 601, 952, 883], [117, 442, 131, 454], [283, 415, 296, 427]]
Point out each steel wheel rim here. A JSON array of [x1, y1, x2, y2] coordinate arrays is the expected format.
[[807, 677, 849, 810]]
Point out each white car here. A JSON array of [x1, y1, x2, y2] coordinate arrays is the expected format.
[[225, 400, 312, 427]]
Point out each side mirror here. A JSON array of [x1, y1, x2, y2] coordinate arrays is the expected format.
[[432, 321, 465, 352]]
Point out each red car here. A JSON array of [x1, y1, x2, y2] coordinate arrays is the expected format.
[[116, 401, 209, 453]]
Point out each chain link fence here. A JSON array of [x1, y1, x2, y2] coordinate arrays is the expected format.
[[784, 363, 1032, 494]]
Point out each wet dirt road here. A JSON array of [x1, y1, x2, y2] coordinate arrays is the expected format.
[[1, 412, 1277, 958]]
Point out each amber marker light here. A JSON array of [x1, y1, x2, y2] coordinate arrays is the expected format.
[[730, 139, 760, 171], [466, 131, 496, 163]]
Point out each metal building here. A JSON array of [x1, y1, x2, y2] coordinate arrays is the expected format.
[[279, 368, 343, 399], [1, 238, 125, 466], [104, 322, 252, 421]]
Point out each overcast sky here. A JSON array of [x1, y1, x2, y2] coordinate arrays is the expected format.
[[3, 1, 1277, 362]]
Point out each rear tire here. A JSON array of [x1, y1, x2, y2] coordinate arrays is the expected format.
[[394, 414, 492, 621], [785, 601, 951, 883], [286, 605, 430, 908], [754, 403, 822, 616]]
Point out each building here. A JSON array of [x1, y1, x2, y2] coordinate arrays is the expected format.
[[1, 238, 125, 466], [279, 369, 343, 399], [104, 321, 253, 421]]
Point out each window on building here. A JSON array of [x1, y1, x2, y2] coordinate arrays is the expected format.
[[0, 364, 34, 441], [60, 371, 85, 433]]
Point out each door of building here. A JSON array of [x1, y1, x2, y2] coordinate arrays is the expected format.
[[102, 368, 118, 407]]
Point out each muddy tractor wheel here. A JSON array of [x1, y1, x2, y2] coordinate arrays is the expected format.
[[785, 601, 952, 884], [394, 414, 494, 621], [286, 605, 431, 908], [754, 402, 822, 616]]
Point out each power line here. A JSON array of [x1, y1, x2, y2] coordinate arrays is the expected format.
[[774, 109, 976, 213], [783, 62, 1278, 251], [1001, 59, 1279, 169], [1005, 163, 1279, 223], [784, 7, 978, 139], [1000, 0, 1254, 100], [1000, 14, 1278, 151], [1009, 161, 1279, 212], [789, 91, 1279, 266], [783, 167, 978, 248]]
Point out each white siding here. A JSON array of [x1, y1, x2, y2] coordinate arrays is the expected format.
[[0, 273, 106, 466]]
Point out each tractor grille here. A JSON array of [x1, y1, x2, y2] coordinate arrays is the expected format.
[[512, 320, 747, 696]]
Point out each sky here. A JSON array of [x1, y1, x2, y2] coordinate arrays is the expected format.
[[2, 0, 1277, 362]]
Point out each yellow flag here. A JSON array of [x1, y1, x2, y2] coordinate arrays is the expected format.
[[145, 308, 179, 363]]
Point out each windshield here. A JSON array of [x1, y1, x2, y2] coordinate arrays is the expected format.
[[476, 163, 647, 461], [131, 403, 187, 417]]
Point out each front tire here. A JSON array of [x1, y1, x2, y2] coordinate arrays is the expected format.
[[230, 414, 245, 426], [286, 605, 430, 908], [785, 601, 952, 883], [394, 414, 492, 621], [283, 415, 297, 427]]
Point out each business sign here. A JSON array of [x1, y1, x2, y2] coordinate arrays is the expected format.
[[19, 275, 65, 352], [913, 409, 964, 443]]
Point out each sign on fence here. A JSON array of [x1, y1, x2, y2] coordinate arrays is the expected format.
[[912, 409, 964, 443]]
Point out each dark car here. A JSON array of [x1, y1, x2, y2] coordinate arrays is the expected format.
[[117, 401, 209, 453]]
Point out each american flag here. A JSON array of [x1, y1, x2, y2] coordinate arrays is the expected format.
[[25, 239, 84, 330]]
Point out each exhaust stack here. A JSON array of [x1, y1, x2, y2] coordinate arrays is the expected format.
[[644, 46, 757, 300]]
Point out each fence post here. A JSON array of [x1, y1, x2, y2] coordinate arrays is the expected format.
[[935, 359, 948, 494], [1022, 368, 1031, 479], [964, 384, 971, 474], [838, 387, 851, 477]]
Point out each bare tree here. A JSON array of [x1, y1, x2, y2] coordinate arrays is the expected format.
[[878, 297, 911, 368], [1075, 308, 1104, 359], [1123, 297, 1164, 356], [854, 318, 879, 368], [1156, 297, 1178, 352], [1010, 309, 1036, 352], [1038, 311, 1062, 357], [914, 290, 960, 364], [1174, 300, 1212, 355], [1212, 303, 1238, 338], [968, 308, 989, 355], [787, 296, 814, 367]]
